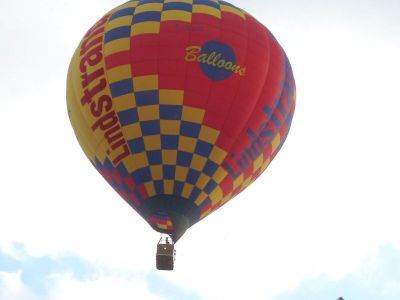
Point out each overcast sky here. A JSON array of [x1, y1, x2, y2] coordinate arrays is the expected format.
[[1, 0, 400, 299]]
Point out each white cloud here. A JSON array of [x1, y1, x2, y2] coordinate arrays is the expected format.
[[0, 270, 163, 300], [0, 272, 40, 300], [270, 245, 400, 300], [48, 273, 161, 300]]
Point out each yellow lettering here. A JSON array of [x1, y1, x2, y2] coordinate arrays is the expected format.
[[217, 59, 226, 68], [185, 46, 201, 62], [225, 61, 233, 70], [238, 68, 246, 76], [198, 53, 208, 63], [185, 45, 247, 76]]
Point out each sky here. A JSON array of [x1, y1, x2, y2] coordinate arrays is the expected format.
[[1, 0, 400, 299]]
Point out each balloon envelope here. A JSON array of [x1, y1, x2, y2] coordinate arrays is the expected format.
[[67, 0, 296, 241]]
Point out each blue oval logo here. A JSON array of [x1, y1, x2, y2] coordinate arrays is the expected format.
[[185, 41, 247, 81]]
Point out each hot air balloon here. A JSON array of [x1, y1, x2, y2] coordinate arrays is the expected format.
[[67, 0, 295, 270]]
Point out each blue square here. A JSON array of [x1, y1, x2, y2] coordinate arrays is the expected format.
[[128, 138, 145, 154], [189, 187, 202, 201], [104, 26, 131, 43], [94, 157, 102, 170], [173, 181, 184, 195], [147, 150, 162, 164], [159, 105, 182, 120], [164, 2, 192, 12], [109, 7, 135, 21], [140, 120, 160, 135], [161, 135, 179, 149], [118, 108, 138, 126], [154, 180, 164, 194], [177, 151, 192, 167], [180, 121, 201, 138], [186, 169, 200, 185], [199, 197, 211, 210], [111, 179, 120, 190], [204, 179, 217, 194], [135, 90, 159, 106], [203, 160, 218, 177], [133, 189, 143, 201], [193, 0, 220, 9], [131, 167, 152, 184], [139, 0, 164, 3], [132, 11, 161, 24], [109, 78, 133, 98], [195, 140, 213, 157], [103, 158, 114, 171], [116, 163, 129, 177], [163, 165, 176, 180], [122, 181, 133, 194]]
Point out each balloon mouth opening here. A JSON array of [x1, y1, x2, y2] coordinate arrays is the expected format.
[[141, 195, 201, 242]]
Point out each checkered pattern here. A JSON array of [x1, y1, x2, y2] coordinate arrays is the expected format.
[[68, 0, 295, 235], [98, 0, 251, 229], [106, 72, 228, 222]]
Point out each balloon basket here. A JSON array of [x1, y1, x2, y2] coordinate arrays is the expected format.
[[156, 236, 176, 271]]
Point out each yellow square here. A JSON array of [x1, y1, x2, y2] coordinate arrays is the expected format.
[[182, 183, 194, 198], [158, 224, 167, 230], [159, 89, 184, 105], [175, 166, 189, 182], [164, 0, 192, 3], [150, 165, 163, 180], [261, 158, 271, 172], [134, 3, 163, 13], [253, 155, 264, 171], [178, 136, 197, 153], [113, 94, 136, 113], [242, 176, 252, 190], [210, 146, 227, 165], [209, 146, 226, 164], [209, 187, 223, 205], [104, 38, 130, 56], [144, 182, 156, 197], [161, 10, 192, 23], [233, 174, 244, 190], [164, 180, 174, 194], [221, 192, 232, 205], [192, 4, 221, 18], [132, 152, 148, 168], [182, 106, 205, 123], [144, 135, 161, 150], [106, 16, 133, 31], [132, 21, 160, 36], [190, 154, 207, 171], [162, 150, 177, 165], [271, 133, 281, 154], [122, 156, 138, 173], [195, 173, 210, 189], [194, 191, 208, 205], [220, 4, 245, 19], [160, 120, 180, 135], [137, 105, 159, 121], [212, 168, 228, 184], [199, 125, 219, 144], [133, 75, 158, 91], [107, 65, 131, 84], [122, 122, 142, 140]]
